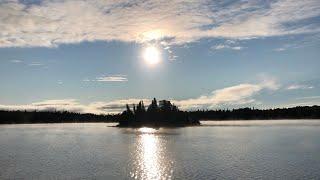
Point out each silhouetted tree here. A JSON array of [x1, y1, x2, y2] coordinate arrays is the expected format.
[[147, 98, 158, 112]]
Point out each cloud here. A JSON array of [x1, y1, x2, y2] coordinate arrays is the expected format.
[[10, 59, 22, 63], [282, 95, 320, 108], [211, 44, 244, 51], [274, 48, 286, 52], [173, 78, 279, 110], [211, 39, 245, 51], [296, 96, 320, 100], [0, 98, 150, 114], [28, 62, 43, 66], [0, 99, 86, 113], [287, 84, 314, 90], [283, 100, 320, 108], [0, 0, 319, 47], [169, 55, 178, 61], [82, 75, 128, 82], [83, 78, 91, 82], [95, 75, 128, 82], [88, 99, 151, 114]]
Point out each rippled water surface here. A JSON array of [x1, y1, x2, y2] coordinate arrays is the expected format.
[[1, 120, 320, 179]]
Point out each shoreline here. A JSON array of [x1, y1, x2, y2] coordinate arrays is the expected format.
[[1, 119, 320, 125]]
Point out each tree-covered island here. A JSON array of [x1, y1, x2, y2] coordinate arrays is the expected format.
[[117, 98, 201, 127]]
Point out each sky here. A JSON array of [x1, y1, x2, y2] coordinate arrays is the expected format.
[[0, 0, 320, 114]]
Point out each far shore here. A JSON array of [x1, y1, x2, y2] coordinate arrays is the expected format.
[[1, 118, 320, 125]]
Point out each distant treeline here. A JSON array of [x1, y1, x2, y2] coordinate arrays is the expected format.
[[0, 110, 118, 124], [189, 106, 320, 120], [0, 105, 319, 124]]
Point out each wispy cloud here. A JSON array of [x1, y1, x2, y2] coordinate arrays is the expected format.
[[89, 99, 151, 114], [0, 99, 85, 113], [83, 78, 91, 82], [174, 78, 279, 110], [282, 95, 320, 108], [274, 48, 286, 52], [0, 0, 319, 47], [10, 59, 46, 67], [211, 39, 245, 51], [96, 75, 128, 82], [82, 75, 128, 82], [287, 84, 314, 90], [296, 96, 320, 100], [0, 98, 150, 114], [10, 59, 23, 63], [28, 62, 43, 66], [283, 100, 320, 108], [211, 44, 244, 51]]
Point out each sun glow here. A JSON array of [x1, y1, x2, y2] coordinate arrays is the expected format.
[[142, 29, 164, 41], [143, 46, 161, 65]]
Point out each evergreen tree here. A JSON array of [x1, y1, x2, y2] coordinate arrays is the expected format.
[[147, 98, 159, 112], [134, 104, 137, 114], [126, 104, 132, 114]]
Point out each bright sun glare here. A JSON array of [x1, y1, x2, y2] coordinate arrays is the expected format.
[[143, 46, 161, 65]]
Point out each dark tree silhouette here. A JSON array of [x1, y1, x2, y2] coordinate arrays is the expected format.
[[118, 98, 199, 127], [147, 98, 159, 112], [0, 110, 118, 124]]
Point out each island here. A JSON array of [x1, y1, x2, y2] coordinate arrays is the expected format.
[[117, 98, 201, 127]]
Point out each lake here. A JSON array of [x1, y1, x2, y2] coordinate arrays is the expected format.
[[1, 120, 320, 179]]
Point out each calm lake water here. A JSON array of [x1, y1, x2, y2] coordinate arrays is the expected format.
[[1, 120, 320, 179]]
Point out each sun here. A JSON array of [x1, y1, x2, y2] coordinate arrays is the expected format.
[[143, 46, 161, 65]]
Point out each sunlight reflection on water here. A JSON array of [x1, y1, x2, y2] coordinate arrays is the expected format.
[[130, 128, 173, 180]]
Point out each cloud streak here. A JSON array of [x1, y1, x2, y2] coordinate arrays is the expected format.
[[96, 75, 128, 82], [0, 0, 319, 47], [28, 62, 43, 66], [287, 84, 314, 90], [174, 78, 279, 110], [10, 59, 23, 63], [0, 98, 150, 114], [211, 44, 243, 51]]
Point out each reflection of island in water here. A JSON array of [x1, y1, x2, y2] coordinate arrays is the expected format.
[[117, 98, 200, 128]]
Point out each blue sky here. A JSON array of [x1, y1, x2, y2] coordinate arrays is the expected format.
[[0, 0, 319, 114]]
